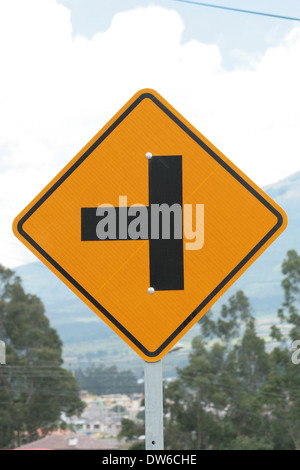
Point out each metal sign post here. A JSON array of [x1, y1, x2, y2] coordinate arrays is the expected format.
[[0, 340, 5, 365], [144, 360, 164, 450]]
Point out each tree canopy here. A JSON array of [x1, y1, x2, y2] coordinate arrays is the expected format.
[[75, 364, 141, 395], [0, 264, 84, 449]]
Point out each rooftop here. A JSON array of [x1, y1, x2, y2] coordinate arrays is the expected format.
[[16, 432, 117, 450]]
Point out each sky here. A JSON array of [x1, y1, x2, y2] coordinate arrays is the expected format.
[[0, 0, 300, 268]]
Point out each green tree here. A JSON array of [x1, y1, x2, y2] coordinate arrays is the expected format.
[[164, 291, 274, 450], [0, 264, 84, 449], [278, 249, 300, 341], [266, 249, 300, 449], [75, 364, 140, 395], [118, 417, 144, 449], [259, 347, 297, 449]]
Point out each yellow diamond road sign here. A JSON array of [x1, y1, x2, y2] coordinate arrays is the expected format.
[[13, 89, 287, 362]]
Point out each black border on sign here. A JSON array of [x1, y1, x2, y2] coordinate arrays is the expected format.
[[16, 92, 284, 358]]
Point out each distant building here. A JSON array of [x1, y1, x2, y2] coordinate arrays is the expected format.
[[59, 392, 143, 440], [83, 416, 121, 436]]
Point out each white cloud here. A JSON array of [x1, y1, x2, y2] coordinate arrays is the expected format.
[[0, 0, 299, 267]]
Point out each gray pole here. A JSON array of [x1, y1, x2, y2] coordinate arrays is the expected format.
[[144, 360, 164, 450], [0, 340, 5, 365]]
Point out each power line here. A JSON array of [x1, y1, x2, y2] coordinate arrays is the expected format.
[[171, 0, 300, 22], [1, 372, 300, 397]]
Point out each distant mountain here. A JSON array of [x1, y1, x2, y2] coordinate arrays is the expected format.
[[14, 260, 126, 356], [214, 170, 300, 334], [14, 171, 300, 370]]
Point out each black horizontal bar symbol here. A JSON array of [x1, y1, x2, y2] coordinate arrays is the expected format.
[[81, 155, 184, 291]]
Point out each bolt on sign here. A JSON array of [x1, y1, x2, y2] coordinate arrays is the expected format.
[[13, 89, 287, 362]]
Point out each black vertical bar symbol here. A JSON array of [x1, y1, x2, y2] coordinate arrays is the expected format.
[[148, 155, 184, 291]]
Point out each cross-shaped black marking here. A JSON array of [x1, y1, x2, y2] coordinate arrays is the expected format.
[[81, 155, 184, 291]]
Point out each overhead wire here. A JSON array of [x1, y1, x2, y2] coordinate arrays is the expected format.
[[171, 0, 300, 22], [1, 369, 300, 397]]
